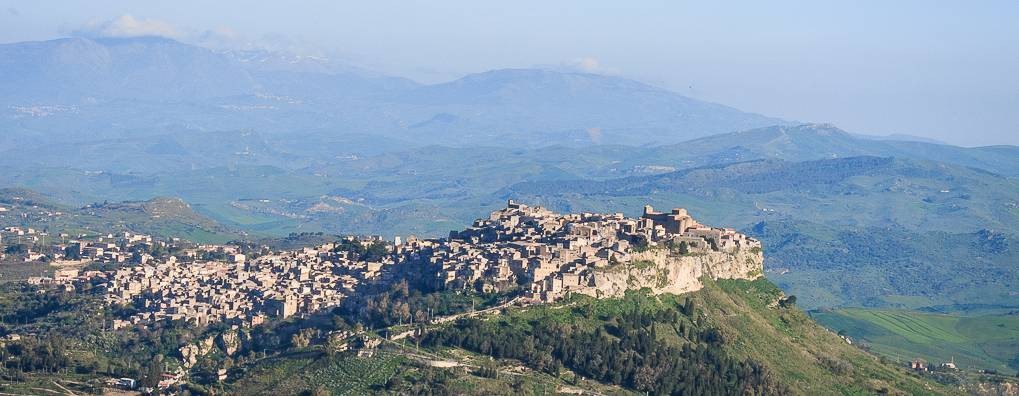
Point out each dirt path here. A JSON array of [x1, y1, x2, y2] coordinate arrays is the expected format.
[[27, 388, 63, 395], [50, 380, 77, 395], [432, 297, 524, 324]]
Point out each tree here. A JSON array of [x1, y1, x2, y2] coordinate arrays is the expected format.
[[706, 238, 719, 251], [633, 366, 656, 391], [4, 244, 28, 255], [478, 360, 499, 378], [141, 358, 162, 388], [331, 315, 350, 331], [682, 297, 696, 316], [678, 241, 690, 255], [64, 246, 82, 260]]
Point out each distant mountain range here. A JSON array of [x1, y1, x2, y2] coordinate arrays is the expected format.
[[0, 36, 415, 103], [0, 36, 785, 150], [638, 124, 1019, 176], [380, 68, 788, 145]]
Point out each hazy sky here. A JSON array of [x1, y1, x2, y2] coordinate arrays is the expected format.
[[2, 1, 1017, 146]]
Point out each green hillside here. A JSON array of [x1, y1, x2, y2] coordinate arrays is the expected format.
[[225, 279, 951, 395], [752, 219, 1018, 310], [0, 188, 245, 243], [640, 124, 1019, 176], [813, 308, 1019, 373], [689, 279, 947, 394], [506, 156, 1019, 235]]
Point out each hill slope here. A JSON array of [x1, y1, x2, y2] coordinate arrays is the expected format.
[[813, 308, 1019, 373], [224, 279, 951, 395], [505, 156, 1019, 234], [0, 188, 243, 243], [637, 124, 1019, 176]]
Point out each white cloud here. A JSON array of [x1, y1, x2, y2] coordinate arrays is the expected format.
[[65, 15, 354, 70], [70, 15, 298, 53], [75, 15, 182, 39], [560, 57, 618, 75], [573, 57, 601, 72], [586, 127, 603, 144]]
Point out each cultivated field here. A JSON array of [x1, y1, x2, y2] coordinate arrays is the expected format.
[[813, 308, 1019, 373]]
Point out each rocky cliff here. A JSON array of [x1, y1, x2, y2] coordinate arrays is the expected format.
[[576, 248, 763, 299]]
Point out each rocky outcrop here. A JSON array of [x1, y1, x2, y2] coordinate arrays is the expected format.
[[216, 330, 241, 356], [967, 381, 1019, 396], [576, 248, 762, 299], [179, 336, 216, 369]]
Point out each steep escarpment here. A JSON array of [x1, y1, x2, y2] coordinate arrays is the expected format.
[[578, 247, 763, 298]]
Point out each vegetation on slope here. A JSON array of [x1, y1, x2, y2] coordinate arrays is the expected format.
[[412, 279, 950, 395], [0, 188, 245, 243], [752, 219, 1018, 310], [423, 295, 783, 395], [698, 279, 949, 394], [813, 308, 1019, 374]]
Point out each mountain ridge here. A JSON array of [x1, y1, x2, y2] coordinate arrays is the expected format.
[[641, 124, 1019, 176], [0, 188, 243, 243], [0, 36, 788, 148]]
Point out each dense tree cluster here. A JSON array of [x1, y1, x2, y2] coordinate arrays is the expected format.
[[3, 244, 29, 255], [332, 239, 389, 262], [338, 279, 499, 328], [423, 304, 786, 395], [1, 336, 70, 374]]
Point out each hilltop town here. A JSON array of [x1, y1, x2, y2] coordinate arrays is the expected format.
[[436, 201, 762, 301], [16, 201, 762, 330], [0, 200, 989, 395]]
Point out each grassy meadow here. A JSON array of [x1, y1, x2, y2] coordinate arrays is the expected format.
[[812, 308, 1019, 373]]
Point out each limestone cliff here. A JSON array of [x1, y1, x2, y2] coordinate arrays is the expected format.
[[576, 248, 763, 299]]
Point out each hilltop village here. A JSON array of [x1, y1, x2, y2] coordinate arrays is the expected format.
[[439, 201, 760, 301], [12, 201, 761, 329]]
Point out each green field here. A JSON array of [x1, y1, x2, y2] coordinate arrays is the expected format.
[[231, 350, 406, 395], [812, 308, 1019, 373]]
